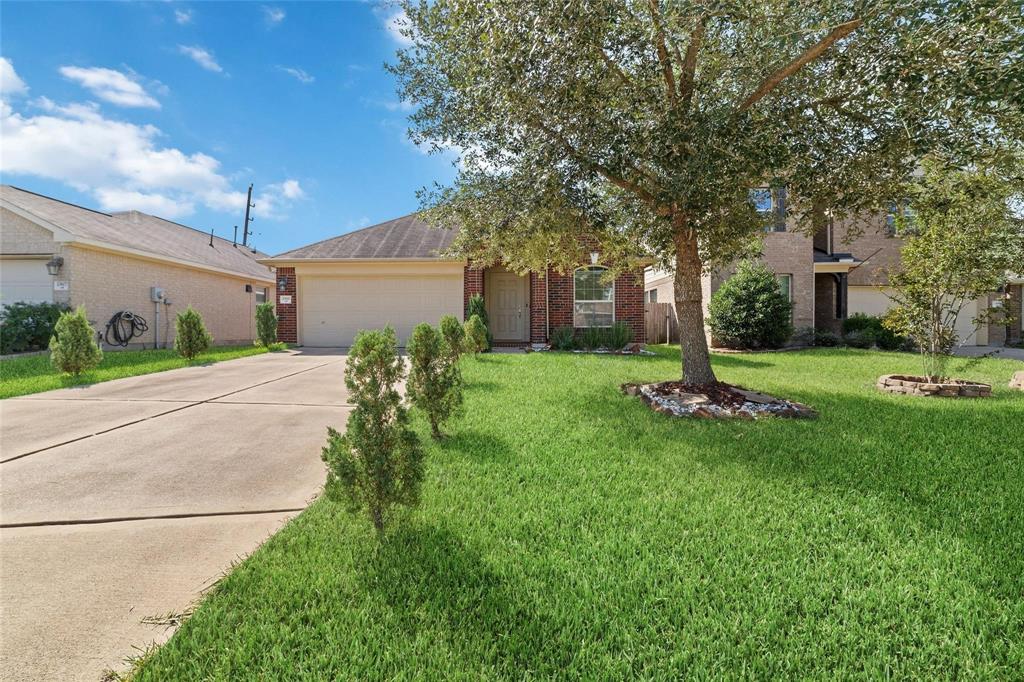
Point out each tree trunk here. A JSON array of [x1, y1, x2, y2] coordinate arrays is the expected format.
[[371, 505, 385, 534], [673, 223, 717, 385]]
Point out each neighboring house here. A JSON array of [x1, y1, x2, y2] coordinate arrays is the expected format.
[[0, 185, 274, 348], [260, 214, 645, 347], [645, 192, 1020, 346]]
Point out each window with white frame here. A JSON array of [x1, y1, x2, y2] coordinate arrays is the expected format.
[[886, 201, 917, 236], [647, 289, 658, 303], [776, 274, 792, 303], [750, 187, 786, 232], [574, 266, 614, 327]]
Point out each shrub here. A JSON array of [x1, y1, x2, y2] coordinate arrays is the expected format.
[[841, 313, 907, 351], [407, 323, 463, 439], [49, 306, 103, 375], [321, 327, 423, 534], [466, 294, 492, 350], [843, 329, 874, 349], [550, 325, 576, 350], [578, 326, 608, 351], [174, 306, 212, 360], [439, 314, 465, 360], [1, 301, 69, 355], [707, 260, 793, 349], [606, 321, 633, 350], [464, 315, 488, 354], [813, 329, 841, 347], [255, 302, 278, 348]]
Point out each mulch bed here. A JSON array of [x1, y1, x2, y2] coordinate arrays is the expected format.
[[623, 381, 816, 419]]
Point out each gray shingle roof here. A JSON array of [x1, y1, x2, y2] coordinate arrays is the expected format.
[[1, 185, 273, 281], [272, 213, 457, 260]]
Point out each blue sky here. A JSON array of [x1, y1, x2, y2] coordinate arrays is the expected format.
[[0, 1, 456, 255]]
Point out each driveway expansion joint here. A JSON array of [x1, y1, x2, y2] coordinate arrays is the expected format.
[[1, 507, 307, 529]]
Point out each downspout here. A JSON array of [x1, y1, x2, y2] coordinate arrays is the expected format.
[[545, 262, 550, 343], [154, 299, 159, 349]]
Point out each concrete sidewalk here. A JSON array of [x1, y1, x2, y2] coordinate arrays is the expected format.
[[0, 348, 349, 681]]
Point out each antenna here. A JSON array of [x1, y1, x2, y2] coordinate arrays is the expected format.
[[241, 184, 255, 246], [209, 228, 214, 247], [233, 225, 238, 247]]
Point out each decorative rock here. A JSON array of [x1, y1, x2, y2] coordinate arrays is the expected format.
[[734, 388, 779, 405], [876, 374, 991, 399], [1011, 371, 1024, 390]]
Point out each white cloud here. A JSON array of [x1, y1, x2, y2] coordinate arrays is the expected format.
[[177, 45, 223, 73], [385, 10, 415, 47], [174, 8, 193, 25], [278, 66, 314, 84], [59, 66, 160, 109], [0, 96, 298, 221], [263, 6, 285, 26], [0, 57, 28, 96]]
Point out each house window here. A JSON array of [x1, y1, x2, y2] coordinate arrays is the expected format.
[[751, 187, 786, 232], [776, 274, 792, 303], [886, 202, 917, 236], [574, 266, 614, 327], [647, 289, 658, 303], [255, 287, 268, 304]]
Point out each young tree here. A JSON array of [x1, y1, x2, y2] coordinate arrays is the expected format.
[[883, 158, 1024, 381], [406, 322, 463, 440], [321, 327, 424, 534], [391, 0, 1021, 383], [49, 306, 103, 375], [708, 261, 793, 350], [255, 301, 278, 348], [439, 314, 466, 361], [464, 314, 488, 354], [174, 306, 212, 360], [466, 293, 491, 350]]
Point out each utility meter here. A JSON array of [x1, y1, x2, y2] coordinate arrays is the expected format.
[[150, 287, 166, 302]]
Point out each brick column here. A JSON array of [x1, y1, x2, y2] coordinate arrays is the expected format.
[[275, 267, 297, 343], [529, 271, 548, 343], [614, 271, 646, 344], [463, 264, 484, 320]]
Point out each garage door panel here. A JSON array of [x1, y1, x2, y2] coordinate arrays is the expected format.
[[1, 259, 53, 306], [300, 275, 462, 346]]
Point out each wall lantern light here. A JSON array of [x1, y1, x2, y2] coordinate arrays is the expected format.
[[45, 256, 64, 276], [590, 251, 599, 265]]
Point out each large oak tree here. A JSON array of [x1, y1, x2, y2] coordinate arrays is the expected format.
[[391, 0, 1022, 383]]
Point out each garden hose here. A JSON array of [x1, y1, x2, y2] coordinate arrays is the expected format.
[[104, 311, 149, 347]]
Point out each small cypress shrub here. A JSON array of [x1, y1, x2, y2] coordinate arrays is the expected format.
[[464, 315, 488, 354], [407, 322, 463, 440], [466, 294, 492, 350], [174, 306, 213, 360], [255, 301, 278, 347], [439, 314, 465, 361], [549, 325, 575, 350], [321, 327, 423, 534], [49, 306, 103, 375], [707, 260, 793, 349]]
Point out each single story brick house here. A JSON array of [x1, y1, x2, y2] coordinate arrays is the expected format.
[[0, 185, 275, 349], [260, 214, 645, 347]]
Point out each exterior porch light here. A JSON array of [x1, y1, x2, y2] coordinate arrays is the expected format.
[[590, 251, 599, 265], [45, 256, 64, 276]]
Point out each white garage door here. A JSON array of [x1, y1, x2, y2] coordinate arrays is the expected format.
[[847, 286, 985, 345], [300, 274, 463, 347], [1, 259, 53, 307]]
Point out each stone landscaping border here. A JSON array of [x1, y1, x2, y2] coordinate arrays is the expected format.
[[622, 381, 816, 419], [528, 343, 655, 356], [876, 374, 992, 398], [1009, 371, 1023, 390]]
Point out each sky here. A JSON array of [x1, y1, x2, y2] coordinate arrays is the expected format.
[[0, 1, 457, 255]]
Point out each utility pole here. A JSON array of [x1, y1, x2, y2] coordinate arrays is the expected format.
[[241, 184, 255, 246]]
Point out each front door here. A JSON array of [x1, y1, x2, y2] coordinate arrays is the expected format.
[[489, 272, 528, 341]]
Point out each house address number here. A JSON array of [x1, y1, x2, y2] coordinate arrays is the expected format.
[[53, 281, 69, 291], [279, 295, 292, 304]]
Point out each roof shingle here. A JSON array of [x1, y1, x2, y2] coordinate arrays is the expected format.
[[272, 213, 457, 260]]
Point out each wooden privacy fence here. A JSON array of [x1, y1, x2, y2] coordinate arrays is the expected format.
[[645, 302, 679, 344]]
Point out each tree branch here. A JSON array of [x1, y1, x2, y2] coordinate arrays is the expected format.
[[648, 0, 678, 108], [597, 48, 634, 89], [738, 18, 863, 113], [678, 16, 707, 112]]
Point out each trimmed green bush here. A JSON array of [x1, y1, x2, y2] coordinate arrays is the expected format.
[[466, 294, 492, 350], [407, 323, 463, 440], [607, 321, 633, 350], [707, 260, 793, 349], [49, 306, 103, 375], [174, 306, 212, 360], [255, 302, 278, 348], [1, 301, 70, 355], [843, 329, 874, 349], [464, 315, 488, 354], [814, 329, 841, 347], [439, 314, 465, 360], [841, 313, 908, 351], [321, 327, 423, 534], [550, 326, 575, 350]]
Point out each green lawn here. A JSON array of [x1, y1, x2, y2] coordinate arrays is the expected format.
[[0, 345, 272, 399], [133, 348, 1023, 679]]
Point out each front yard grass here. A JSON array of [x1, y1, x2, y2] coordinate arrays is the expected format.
[[133, 348, 1023, 679], [0, 345, 271, 399]]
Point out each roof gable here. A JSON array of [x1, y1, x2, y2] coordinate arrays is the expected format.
[[272, 213, 457, 260]]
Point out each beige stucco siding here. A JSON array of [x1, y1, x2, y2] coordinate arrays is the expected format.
[[65, 245, 271, 348]]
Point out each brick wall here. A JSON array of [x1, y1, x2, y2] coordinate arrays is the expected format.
[[1, 208, 58, 254], [833, 213, 903, 287], [814, 274, 841, 333], [1008, 284, 1023, 344], [529, 272, 548, 344], [463, 265, 484, 320], [276, 267, 297, 343], [615, 271, 646, 343], [536, 265, 645, 343]]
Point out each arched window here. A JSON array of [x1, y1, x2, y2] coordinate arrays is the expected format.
[[573, 266, 614, 328]]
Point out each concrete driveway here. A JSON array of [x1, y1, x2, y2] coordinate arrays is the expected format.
[[0, 348, 349, 681]]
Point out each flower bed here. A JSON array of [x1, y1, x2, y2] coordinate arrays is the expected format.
[[622, 381, 816, 419], [876, 374, 992, 398]]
